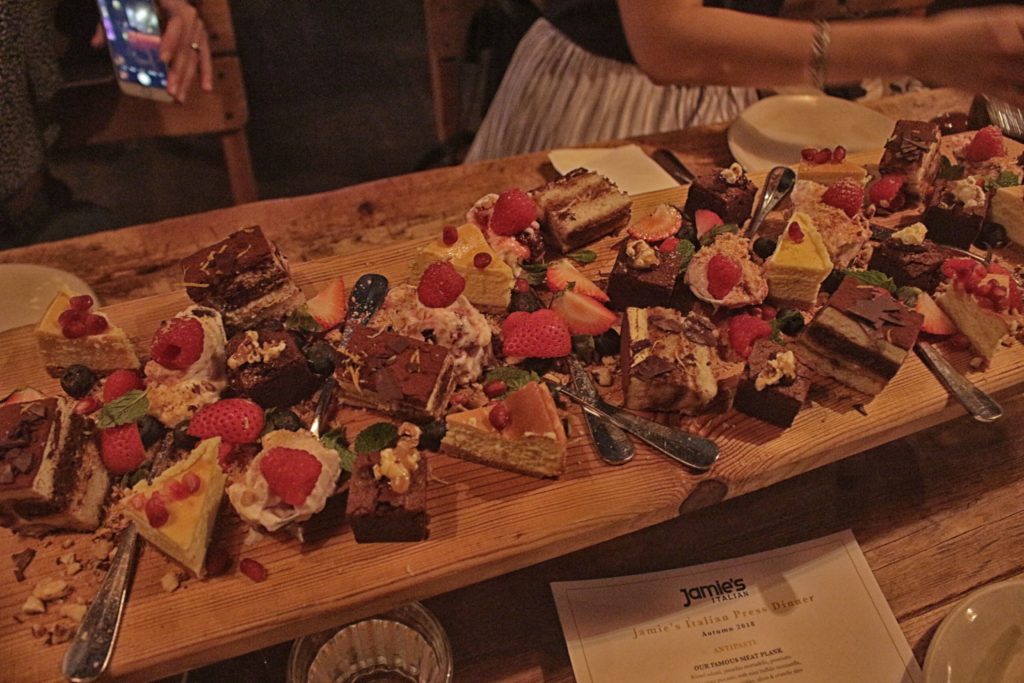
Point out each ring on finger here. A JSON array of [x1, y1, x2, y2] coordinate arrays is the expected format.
[[189, 41, 200, 51]]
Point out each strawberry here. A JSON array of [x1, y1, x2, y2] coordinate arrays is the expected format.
[[727, 314, 772, 359], [306, 276, 347, 330], [259, 446, 323, 506], [417, 261, 465, 308], [963, 125, 1004, 163], [100, 423, 146, 475], [150, 317, 204, 370], [545, 259, 609, 302], [103, 369, 143, 402], [659, 236, 680, 253], [187, 398, 265, 444], [915, 292, 957, 336], [490, 189, 537, 236], [627, 204, 681, 241], [1, 388, 46, 405], [501, 309, 572, 358], [694, 209, 724, 239], [550, 290, 617, 335], [868, 175, 904, 208], [706, 254, 742, 299], [821, 179, 864, 218]]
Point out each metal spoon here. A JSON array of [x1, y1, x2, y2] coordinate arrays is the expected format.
[[915, 341, 1002, 422], [744, 166, 796, 239], [567, 357, 634, 465]]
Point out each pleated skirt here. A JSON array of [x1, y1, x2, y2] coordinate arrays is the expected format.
[[465, 18, 760, 163]]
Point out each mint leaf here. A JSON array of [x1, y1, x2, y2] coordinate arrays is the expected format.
[[484, 367, 540, 394], [568, 250, 597, 264], [996, 171, 1021, 188], [937, 157, 965, 181], [841, 269, 896, 294], [699, 223, 739, 247], [321, 427, 356, 472], [521, 262, 548, 287], [284, 306, 322, 334], [354, 422, 399, 454], [96, 390, 149, 429], [675, 240, 696, 273]]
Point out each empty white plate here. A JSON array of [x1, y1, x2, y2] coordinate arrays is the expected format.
[[0, 263, 97, 332], [923, 579, 1024, 683], [728, 94, 895, 172]]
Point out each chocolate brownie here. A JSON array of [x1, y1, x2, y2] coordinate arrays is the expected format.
[[921, 178, 989, 250], [346, 452, 429, 542], [867, 237, 956, 294], [681, 168, 757, 225], [226, 330, 318, 409], [734, 340, 810, 428], [605, 238, 682, 311]]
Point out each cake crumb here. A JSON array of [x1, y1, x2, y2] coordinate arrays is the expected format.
[[47, 620, 76, 645], [21, 596, 45, 615], [32, 578, 70, 602], [11, 548, 35, 582], [57, 553, 76, 566], [64, 562, 83, 577], [969, 356, 985, 370], [161, 571, 182, 593], [30, 624, 47, 639], [853, 404, 868, 416], [91, 540, 114, 561], [60, 603, 87, 623], [61, 539, 75, 550]]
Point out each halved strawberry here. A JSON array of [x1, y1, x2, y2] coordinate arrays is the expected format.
[[103, 369, 143, 402], [727, 314, 772, 359], [187, 398, 265, 444], [627, 204, 682, 241], [1, 388, 46, 405], [915, 292, 957, 336], [501, 309, 572, 358], [306, 276, 347, 330], [694, 209, 724, 239], [545, 259, 609, 302], [550, 290, 617, 336], [100, 423, 146, 475]]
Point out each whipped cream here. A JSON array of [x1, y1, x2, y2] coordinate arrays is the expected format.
[[949, 177, 986, 210], [227, 430, 341, 533], [373, 284, 494, 384], [468, 192, 540, 267], [891, 223, 928, 246]]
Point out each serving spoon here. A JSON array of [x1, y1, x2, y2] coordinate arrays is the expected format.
[[743, 166, 796, 239]]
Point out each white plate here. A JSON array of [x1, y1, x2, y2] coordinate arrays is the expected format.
[[923, 579, 1024, 683], [0, 264, 97, 333], [728, 94, 895, 172]]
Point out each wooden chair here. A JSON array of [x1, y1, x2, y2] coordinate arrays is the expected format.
[[57, 0, 257, 205], [423, 0, 488, 148]]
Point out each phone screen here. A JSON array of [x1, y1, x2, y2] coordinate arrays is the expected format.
[[96, 0, 168, 90]]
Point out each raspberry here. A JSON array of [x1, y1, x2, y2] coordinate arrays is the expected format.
[[103, 368, 144, 402], [727, 314, 772, 359], [868, 175, 904, 207], [706, 254, 742, 299], [417, 261, 465, 308], [963, 125, 1004, 163], [100, 423, 146, 475], [821, 179, 864, 218], [150, 317, 204, 370], [259, 447, 323, 506], [501, 308, 572, 358], [490, 189, 537, 236], [187, 398, 265, 444]]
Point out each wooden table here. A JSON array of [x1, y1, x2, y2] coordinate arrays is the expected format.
[[5, 89, 1021, 682]]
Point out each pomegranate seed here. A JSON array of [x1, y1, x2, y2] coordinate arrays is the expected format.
[[167, 479, 190, 501], [130, 494, 146, 510], [74, 397, 101, 415], [442, 225, 458, 245], [58, 308, 86, 327], [812, 149, 832, 164], [145, 493, 169, 528], [205, 546, 231, 577], [473, 252, 492, 268], [787, 222, 805, 243], [831, 146, 846, 163], [801, 147, 817, 162], [183, 472, 201, 494], [488, 402, 511, 430], [483, 380, 507, 398], [84, 314, 109, 335], [514, 278, 530, 293], [239, 558, 268, 582], [63, 320, 87, 339], [69, 295, 94, 311]]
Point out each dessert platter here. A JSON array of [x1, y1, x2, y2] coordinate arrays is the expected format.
[[2, 120, 1024, 681]]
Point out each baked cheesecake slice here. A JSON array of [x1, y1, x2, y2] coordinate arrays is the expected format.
[[796, 276, 924, 396], [765, 213, 832, 309], [796, 158, 867, 187], [35, 288, 139, 376], [123, 437, 226, 577], [410, 223, 515, 312], [934, 259, 1021, 361], [990, 184, 1024, 247], [442, 381, 566, 478]]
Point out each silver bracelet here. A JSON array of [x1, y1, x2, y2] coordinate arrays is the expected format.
[[810, 19, 831, 91]]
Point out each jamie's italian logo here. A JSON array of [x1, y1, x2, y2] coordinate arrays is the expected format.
[[680, 577, 748, 608]]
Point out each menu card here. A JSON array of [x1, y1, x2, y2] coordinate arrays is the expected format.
[[551, 531, 921, 683], [547, 145, 678, 195]]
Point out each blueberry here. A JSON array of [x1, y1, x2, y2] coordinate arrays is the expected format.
[[417, 420, 447, 452], [304, 341, 337, 376], [975, 222, 1008, 250], [594, 329, 621, 357], [137, 415, 166, 449], [752, 236, 777, 260], [60, 365, 97, 399], [775, 309, 805, 336], [822, 269, 845, 295], [677, 219, 698, 245], [266, 409, 302, 432], [173, 421, 199, 450]]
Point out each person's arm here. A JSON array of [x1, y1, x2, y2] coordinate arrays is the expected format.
[[619, 1, 1024, 105]]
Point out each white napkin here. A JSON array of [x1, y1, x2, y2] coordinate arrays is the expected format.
[[548, 144, 678, 195]]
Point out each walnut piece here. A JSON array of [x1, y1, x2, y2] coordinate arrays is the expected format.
[[21, 596, 45, 615], [32, 578, 70, 602]]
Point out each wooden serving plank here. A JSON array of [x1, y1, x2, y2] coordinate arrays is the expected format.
[[2, 150, 1022, 682]]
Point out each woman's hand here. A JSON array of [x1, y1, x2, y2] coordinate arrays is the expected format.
[[158, 0, 213, 103]]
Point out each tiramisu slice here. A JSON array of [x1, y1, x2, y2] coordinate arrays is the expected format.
[[878, 120, 942, 198], [530, 169, 632, 253], [180, 226, 305, 334]]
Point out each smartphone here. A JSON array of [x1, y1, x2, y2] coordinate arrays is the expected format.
[[96, 0, 173, 101]]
